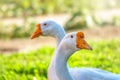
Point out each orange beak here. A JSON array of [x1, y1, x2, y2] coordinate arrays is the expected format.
[[76, 32, 92, 50], [31, 24, 42, 39]]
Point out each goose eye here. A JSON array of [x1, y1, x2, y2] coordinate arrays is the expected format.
[[70, 35, 73, 38], [44, 23, 47, 26]]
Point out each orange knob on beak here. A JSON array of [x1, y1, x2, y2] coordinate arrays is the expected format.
[[76, 32, 92, 50], [31, 24, 42, 39]]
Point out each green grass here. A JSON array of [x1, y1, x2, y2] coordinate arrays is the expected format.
[[0, 40, 120, 80]]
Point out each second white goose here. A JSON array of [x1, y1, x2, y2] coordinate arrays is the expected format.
[[54, 31, 120, 80]]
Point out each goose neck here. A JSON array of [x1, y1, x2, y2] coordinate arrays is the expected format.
[[55, 46, 74, 80], [55, 27, 66, 46]]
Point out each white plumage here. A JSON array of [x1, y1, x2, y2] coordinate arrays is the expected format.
[[70, 68, 120, 80], [31, 20, 120, 80]]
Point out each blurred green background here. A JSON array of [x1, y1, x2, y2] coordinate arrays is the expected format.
[[0, 0, 120, 80], [0, 0, 120, 38]]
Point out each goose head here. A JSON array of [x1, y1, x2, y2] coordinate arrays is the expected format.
[[31, 20, 65, 39], [59, 31, 92, 51]]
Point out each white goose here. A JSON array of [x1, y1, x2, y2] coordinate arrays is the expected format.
[[31, 20, 120, 80], [31, 20, 66, 80], [54, 31, 120, 80]]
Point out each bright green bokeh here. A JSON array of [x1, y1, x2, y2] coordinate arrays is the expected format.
[[0, 40, 120, 80]]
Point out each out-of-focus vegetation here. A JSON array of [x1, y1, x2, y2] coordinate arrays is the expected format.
[[65, 12, 120, 30], [0, 0, 120, 38], [1, 15, 120, 39], [0, 18, 36, 39], [0, 0, 120, 18], [0, 40, 120, 80]]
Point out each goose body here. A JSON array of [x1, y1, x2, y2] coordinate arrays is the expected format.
[[31, 20, 120, 80], [70, 68, 120, 80]]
